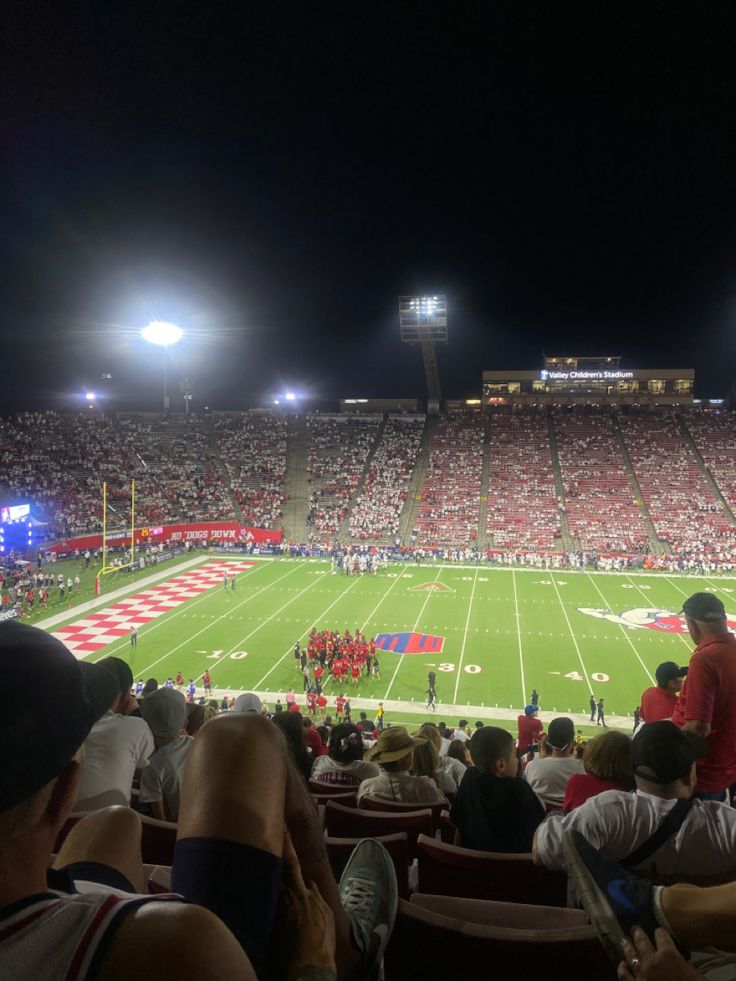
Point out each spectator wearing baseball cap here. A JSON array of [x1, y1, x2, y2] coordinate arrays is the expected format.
[[534, 721, 736, 880], [639, 661, 688, 724], [672, 591, 736, 799], [523, 716, 584, 804], [76, 655, 155, 811], [517, 703, 543, 754], [139, 688, 191, 821]]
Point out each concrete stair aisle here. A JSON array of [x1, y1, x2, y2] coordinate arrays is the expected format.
[[281, 414, 310, 541], [546, 414, 576, 551], [476, 415, 492, 550], [610, 414, 663, 554], [205, 421, 242, 521], [676, 412, 736, 524], [336, 414, 388, 543], [397, 415, 438, 546]]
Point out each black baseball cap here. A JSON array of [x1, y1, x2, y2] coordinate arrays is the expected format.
[[0, 621, 119, 812], [679, 593, 726, 623], [547, 717, 575, 751], [655, 661, 688, 687], [631, 721, 709, 785]]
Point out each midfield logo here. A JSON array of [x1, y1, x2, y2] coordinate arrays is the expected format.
[[374, 631, 446, 654], [412, 582, 454, 592], [578, 606, 736, 634]]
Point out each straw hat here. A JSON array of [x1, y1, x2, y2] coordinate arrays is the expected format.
[[364, 725, 426, 763]]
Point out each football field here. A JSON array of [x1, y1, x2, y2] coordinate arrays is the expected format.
[[36, 554, 735, 731]]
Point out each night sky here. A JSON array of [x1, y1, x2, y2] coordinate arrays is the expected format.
[[3, 3, 736, 411]]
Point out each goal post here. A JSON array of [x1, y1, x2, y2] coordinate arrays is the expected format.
[[96, 479, 136, 595]]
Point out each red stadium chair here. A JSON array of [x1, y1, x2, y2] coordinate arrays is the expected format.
[[310, 788, 358, 808], [416, 834, 567, 906], [325, 833, 410, 899], [324, 801, 433, 858], [359, 795, 448, 832], [384, 897, 617, 980], [139, 813, 178, 865]]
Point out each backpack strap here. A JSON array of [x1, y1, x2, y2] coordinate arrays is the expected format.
[[620, 798, 694, 869]]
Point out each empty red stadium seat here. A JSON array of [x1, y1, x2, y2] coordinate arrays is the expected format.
[[359, 795, 448, 832], [416, 834, 567, 906], [324, 801, 433, 858]]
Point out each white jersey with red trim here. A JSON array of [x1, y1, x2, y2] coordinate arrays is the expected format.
[[0, 890, 181, 980]]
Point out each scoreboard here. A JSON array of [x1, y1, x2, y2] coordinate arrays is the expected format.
[[0, 502, 32, 555], [0, 503, 30, 523]]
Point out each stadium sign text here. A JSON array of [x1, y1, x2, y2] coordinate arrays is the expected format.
[[0, 607, 20, 623], [541, 370, 634, 381]]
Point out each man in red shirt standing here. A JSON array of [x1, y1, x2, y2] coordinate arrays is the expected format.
[[672, 592, 736, 800], [639, 661, 688, 723], [517, 705, 543, 753]]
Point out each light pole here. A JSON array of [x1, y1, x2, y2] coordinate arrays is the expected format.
[[141, 321, 183, 410]]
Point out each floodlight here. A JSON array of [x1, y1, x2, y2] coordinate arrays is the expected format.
[[142, 321, 183, 347], [284, 392, 296, 401], [85, 391, 96, 401]]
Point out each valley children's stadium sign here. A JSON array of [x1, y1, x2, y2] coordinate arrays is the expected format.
[[540, 369, 634, 380]]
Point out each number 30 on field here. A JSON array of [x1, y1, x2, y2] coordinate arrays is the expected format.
[[565, 671, 610, 683], [438, 663, 481, 674]]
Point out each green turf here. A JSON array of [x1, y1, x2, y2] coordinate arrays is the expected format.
[[36, 555, 734, 724]]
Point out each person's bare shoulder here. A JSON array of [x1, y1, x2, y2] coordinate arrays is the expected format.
[[98, 900, 256, 981]]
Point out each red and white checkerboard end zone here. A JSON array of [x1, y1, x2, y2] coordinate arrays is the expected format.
[[52, 561, 253, 658]]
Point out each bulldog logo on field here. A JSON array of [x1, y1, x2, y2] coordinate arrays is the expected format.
[[578, 606, 736, 633]]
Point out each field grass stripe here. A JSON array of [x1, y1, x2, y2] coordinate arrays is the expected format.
[[512, 569, 527, 706], [383, 567, 443, 701], [453, 566, 479, 703], [252, 573, 367, 689], [550, 572, 593, 692], [133, 561, 308, 678], [88, 560, 272, 663], [585, 573, 655, 685]]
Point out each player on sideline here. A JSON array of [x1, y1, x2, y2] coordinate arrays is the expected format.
[[130, 626, 138, 647], [230, 574, 236, 590], [426, 684, 436, 711], [202, 671, 212, 696]]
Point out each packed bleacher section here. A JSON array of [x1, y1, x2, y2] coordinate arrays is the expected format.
[[681, 408, 736, 516], [486, 414, 560, 549], [413, 412, 484, 547], [306, 414, 382, 534], [213, 410, 286, 528], [553, 411, 649, 552], [348, 415, 424, 541], [618, 411, 736, 556]]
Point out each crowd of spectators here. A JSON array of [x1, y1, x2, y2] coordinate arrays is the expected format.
[[413, 412, 484, 547], [349, 415, 424, 541], [554, 410, 649, 552], [213, 411, 287, 528], [618, 411, 736, 557], [306, 415, 381, 534], [682, 408, 736, 530], [486, 413, 561, 549]]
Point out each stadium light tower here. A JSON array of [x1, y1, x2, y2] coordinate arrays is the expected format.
[[399, 295, 447, 410], [141, 320, 183, 411]]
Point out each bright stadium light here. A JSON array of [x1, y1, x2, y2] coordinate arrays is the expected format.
[[142, 321, 183, 410], [284, 391, 296, 401], [141, 320, 183, 347], [85, 391, 96, 401]]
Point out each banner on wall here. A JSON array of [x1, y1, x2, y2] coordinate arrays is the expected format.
[[47, 521, 282, 555]]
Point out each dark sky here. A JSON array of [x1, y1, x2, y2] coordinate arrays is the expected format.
[[3, 2, 736, 410]]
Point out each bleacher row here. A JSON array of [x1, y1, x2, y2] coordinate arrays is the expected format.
[[2, 407, 736, 556]]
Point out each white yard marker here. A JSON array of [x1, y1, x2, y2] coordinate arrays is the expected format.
[[384, 568, 443, 700], [550, 573, 593, 692], [454, 567, 479, 703], [586, 574, 654, 684], [512, 569, 527, 705]]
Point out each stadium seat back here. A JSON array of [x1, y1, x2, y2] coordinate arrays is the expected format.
[[416, 834, 567, 906], [310, 788, 358, 808], [359, 795, 447, 831], [385, 898, 617, 980], [324, 801, 433, 857], [139, 813, 178, 865]]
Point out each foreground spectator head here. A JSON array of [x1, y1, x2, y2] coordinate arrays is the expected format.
[[631, 721, 708, 791], [142, 678, 159, 697], [582, 730, 633, 786], [141, 687, 187, 744], [329, 724, 364, 763], [272, 711, 310, 777], [469, 726, 517, 777], [98, 656, 134, 713], [680, 591, 728, 643], [410, 730, 440, 779], [365, 726, 423, 771], [233, 692, 263, 714], [546, 717, 576, 755], [447, 738, 470, 767], [0, 621, 118, 828]]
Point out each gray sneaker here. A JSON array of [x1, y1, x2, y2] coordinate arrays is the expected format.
[[339, 838, 398, 981]]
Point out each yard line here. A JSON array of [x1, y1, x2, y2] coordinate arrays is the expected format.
[[585, 573, 654, 685], [90, 560, 272, 662], [511, 569, 527, 706], [639, 575, 697, 653], [701, 577, 736, 602], [252, 573, 367, 689], [133, 561, 309, 678], [383, 568, 443, 701], [549, 573, 593, 692], [453, 567, 479, 702]]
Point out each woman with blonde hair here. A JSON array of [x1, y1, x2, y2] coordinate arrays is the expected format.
[[563, 729, 634, 813], [415, 724, 466, 792]]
